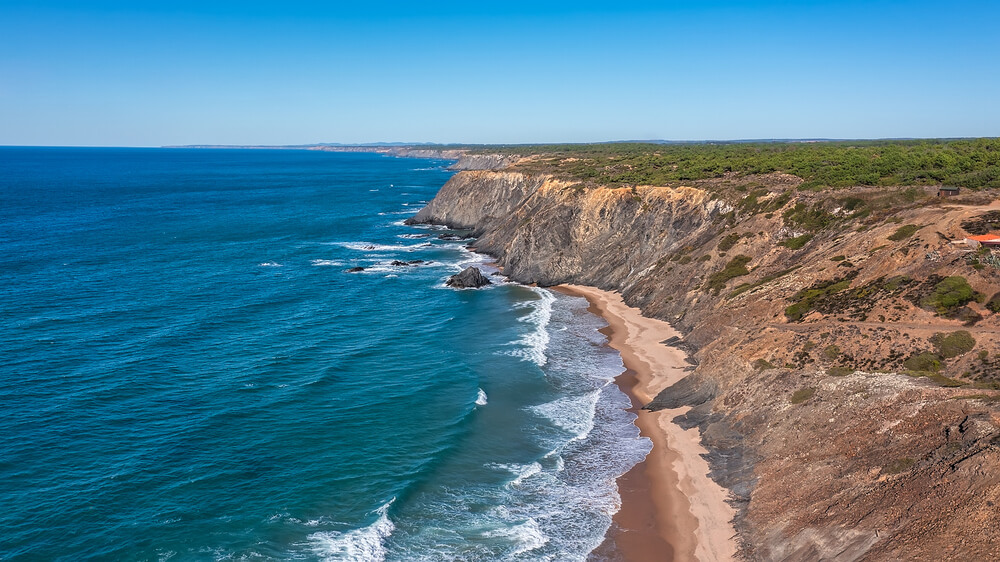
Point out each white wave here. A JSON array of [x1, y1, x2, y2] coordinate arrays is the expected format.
[[510, 288, 555, 366], [311, 259, 344, 267], [527, 391, 601, 443], [510, 462, 542, 487], [333, 241, 431, 252], [376, 210, 418, 216], [258, 262, 282, 267], [486, 461, 544, 488], [484, 518, 549, 556], [476, 388, 488, 406], [308, 500, 395, 562], [400, 222, 448, 230]]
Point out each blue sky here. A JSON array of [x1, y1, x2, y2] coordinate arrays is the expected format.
[[1, 1, 998, 146]]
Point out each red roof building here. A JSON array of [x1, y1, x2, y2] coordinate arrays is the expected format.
[[966, 232, 1000, 247]]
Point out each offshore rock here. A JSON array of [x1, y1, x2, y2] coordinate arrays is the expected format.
[[446, 267, 492, 288]]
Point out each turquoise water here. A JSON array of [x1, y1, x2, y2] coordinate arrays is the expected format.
[[0, 148, 649, 561]]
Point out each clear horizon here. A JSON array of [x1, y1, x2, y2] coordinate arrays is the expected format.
[[2, 1, 998, 147]]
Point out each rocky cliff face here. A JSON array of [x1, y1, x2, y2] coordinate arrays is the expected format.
[[414, 168, 1000, 561]]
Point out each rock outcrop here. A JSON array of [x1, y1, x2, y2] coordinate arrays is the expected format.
[[446, 267, 492, 288], [413, 163, 1000, 560]]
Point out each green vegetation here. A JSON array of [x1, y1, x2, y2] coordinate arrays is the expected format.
[[753, 358, 776, 370], [987, 293, 1000, 313], [705, 255, 752, 294], [489, 138, 1000, 190], [903, 352, 942, 372], [790, 387, 816, 404], [828, 366, 853, 377], [830, 255, 846, 262], [717, 233, 741, 252], [823, 345, 841, 360], [926, 373, 965, 388], [888, 224, 921, 241], [784, 277, 853, 321], [930, 331, 976, 358], [921, 276, 976, 315], [883, 457, 915, 475], [960, 211, 1000, 235], [782, 203, 836, 231], [780, 233, 814, 250], [728, 266, 800, 299]]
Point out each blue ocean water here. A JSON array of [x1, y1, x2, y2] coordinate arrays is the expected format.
[[0, 148, 650, 561]]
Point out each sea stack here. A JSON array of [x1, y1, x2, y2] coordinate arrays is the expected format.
[[446, 267, 492, 288]]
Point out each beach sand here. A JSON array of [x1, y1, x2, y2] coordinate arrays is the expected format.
[[555, 285, 738, 562]]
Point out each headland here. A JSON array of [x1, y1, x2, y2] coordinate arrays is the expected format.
[[407, 140, 1000, 560]]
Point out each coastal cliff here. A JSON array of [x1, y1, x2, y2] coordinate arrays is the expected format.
[[410, 166, 1000, 561]]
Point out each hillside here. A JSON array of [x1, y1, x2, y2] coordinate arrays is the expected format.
[[409, 142, 1000, 561]]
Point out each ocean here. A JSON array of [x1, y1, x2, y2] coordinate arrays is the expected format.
[[0, 148, 650, 561]]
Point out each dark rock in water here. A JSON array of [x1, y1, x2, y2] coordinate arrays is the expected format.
[[446, 267, 492, 288], [407, 260, 424, 264], [345, 267, 365, 273], [390, 260, 409, 266], [438, 233, 475, 241]]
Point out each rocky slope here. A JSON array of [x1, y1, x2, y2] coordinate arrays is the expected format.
[[409, 165, 1000, 561]]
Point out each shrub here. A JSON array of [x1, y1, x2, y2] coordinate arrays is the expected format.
[[823, 345, 841, 360], [705, 255, 752, 294], [828, 366, 853, 376], [883, 458, 915, 474], [927, 373, 965, 387], [830, 255, 846, 262], [888, 224, 921, 241], [781, 233, 814, 250], [753, 358, 776, 370], [783, 203, 836, 231], [930, 331, 976, 358], [717, 233, 741, 252], [987, 292, 1000, 313], [903, 352, 942, 372], [784, 277, 853, 321], [790, 387, 816, 404], [922, 276, 975, 315]]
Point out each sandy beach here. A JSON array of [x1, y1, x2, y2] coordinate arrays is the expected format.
[[556, 285, 738, 562]]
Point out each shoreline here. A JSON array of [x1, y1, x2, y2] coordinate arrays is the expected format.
[[555, 284, 738, 562]]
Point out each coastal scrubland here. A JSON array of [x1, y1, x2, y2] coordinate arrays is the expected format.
[[484, 138, 1000, 190], [408, 138, 1000, 561]]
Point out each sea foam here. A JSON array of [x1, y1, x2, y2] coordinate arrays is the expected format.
[[509, 288, 555, 366], [308, 500, 395, 562]]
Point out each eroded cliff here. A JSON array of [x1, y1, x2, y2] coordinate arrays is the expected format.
[[412, 167, 1000, 561]]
